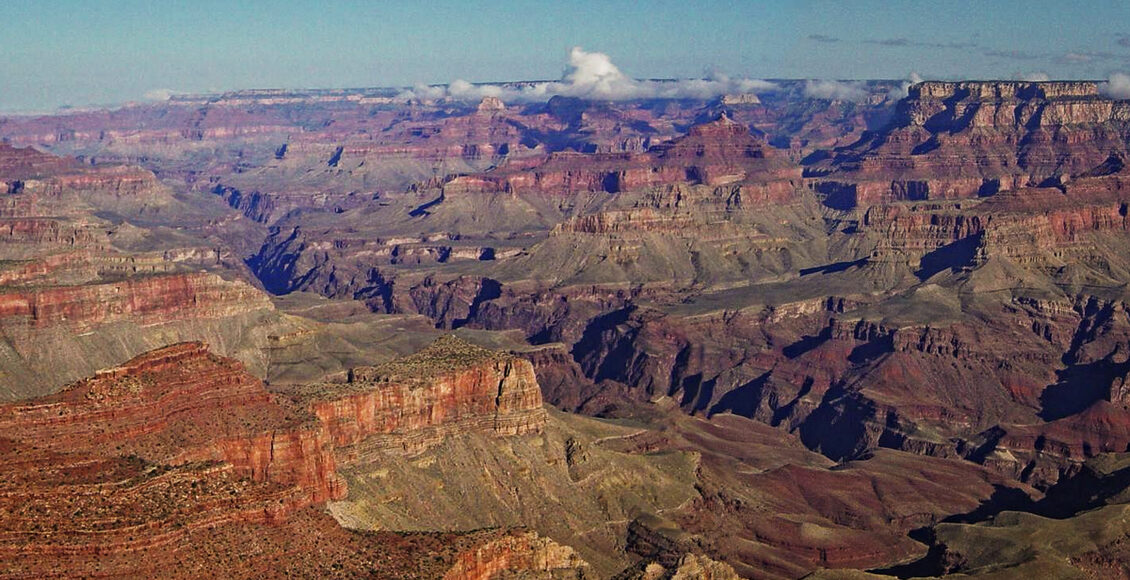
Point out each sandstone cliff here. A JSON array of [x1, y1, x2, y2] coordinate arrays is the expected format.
[[809, 80, 1130, 208], [304, 335, 546, 459], [0, 339, 584, 578], [0, 342, 345, 504]]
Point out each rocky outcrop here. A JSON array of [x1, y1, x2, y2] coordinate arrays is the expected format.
[[212, 184, 371, 224], [0, 271, 271, 330], [443, 116, 800, 196], [442, 530, 591, 580], [0, 339, 574, 578], [810, 81, 1130, 208], [304, 335, 546, 459], [0, 342, 344, 504]]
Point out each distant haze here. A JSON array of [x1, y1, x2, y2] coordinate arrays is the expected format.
[[2, 0, 1130, 112]]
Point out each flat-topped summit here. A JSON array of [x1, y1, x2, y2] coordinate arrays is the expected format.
[[292, 336, 546, 455], [348, 334, 507, 385], [908, 80, 1103, 100], [0, 142, 76, 180]]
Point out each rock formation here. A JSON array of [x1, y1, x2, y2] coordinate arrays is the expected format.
[[0, 143, 293, 399], [441, 115, 799, 196], [7, 80, 1130, 578], [808, 81, 1130, 208], [441, 531, 591, 580], [0, 339, 589, 578], [304, 335, 546, 458], [0, 342, 344, 504]]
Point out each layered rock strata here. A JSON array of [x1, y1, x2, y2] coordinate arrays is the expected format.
[[442, 115, 799, 197], [303, 335, 546, 459], [809, 81, 1130, 208], [0, 339, 568, 578]]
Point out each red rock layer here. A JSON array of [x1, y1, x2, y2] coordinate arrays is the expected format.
[[861, 173, 1130, 268], [0, 143, 166, 210], [441, 530, 590, 580], [0, 142, 78, 180], [443, 116, 800, 196], [0, 342, 344, 504], [811, 81, 1130, 207], [0, 464, 583, 580], [307, 335, 547, 459], [0, 339, 572, 578], [0, 271, 272, 330]]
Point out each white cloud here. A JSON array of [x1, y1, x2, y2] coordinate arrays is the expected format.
[[398, 47, 778, 103], [804, 79, 868, 102], [1100, 73, 1130, 99], [1020, 72, 1050, 82], [888, 72, 924, 100], [143, 88, 176, 101]]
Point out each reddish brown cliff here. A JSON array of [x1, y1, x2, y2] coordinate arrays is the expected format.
[[0, 342, 344, 504], [305, 335, 546, 459], [441, 530, 590, 580], [0, 339, 579, 578], [0, 271, 272, 330], [810, 81, 1130, 208], [443, 116, 800, 196]]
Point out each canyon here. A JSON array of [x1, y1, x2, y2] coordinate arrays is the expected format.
[[2, 78, 1130, 578], [0, 338, 596, 578]]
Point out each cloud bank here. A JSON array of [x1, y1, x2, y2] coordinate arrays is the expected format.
[[143, 88, 176, 101], [400, 47, 777, 103], [888, 72, 925, 100], [1101, 73, 1130, 99], [803, 79, 868, 102]]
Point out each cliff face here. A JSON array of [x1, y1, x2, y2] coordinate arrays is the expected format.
[[0, 141, 297, 400], [0, 342, 344, 504], [443, 116, 799, 196], [0, 337, 548, 501], [0, 339, 573, 578], [441, 530, 590, 580], [810, 81, 1130, 207], [306, 335, 546, 459], [0, 143, 169, 210], [0, 271, 271, 330]]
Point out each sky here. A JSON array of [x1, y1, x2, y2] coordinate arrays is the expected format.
[[2, 0, 1130, 112]]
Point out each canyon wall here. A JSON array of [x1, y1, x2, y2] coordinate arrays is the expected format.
[[307, 334, 546, 459], [0, 338, 566, 578]]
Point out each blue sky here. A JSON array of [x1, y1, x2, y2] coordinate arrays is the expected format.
[[2, 0, 1130, 111]]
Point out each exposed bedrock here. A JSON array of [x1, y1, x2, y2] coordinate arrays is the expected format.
[[808, 81, 1130, 208], [303, 335, 546, 459], [0, 338, 570, 578]]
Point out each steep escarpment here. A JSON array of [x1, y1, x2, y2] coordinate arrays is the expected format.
[[0, 142, 297, 400], [442, 115, 799, 196], [0, 270, 286, 400], [0, 342, 344, 504], [0, 340, 594, 578], [809, 81, 1130, 208], [0, 271, 269, 329], [302, 335, 546, 459], [0, 143, 170, 213]]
